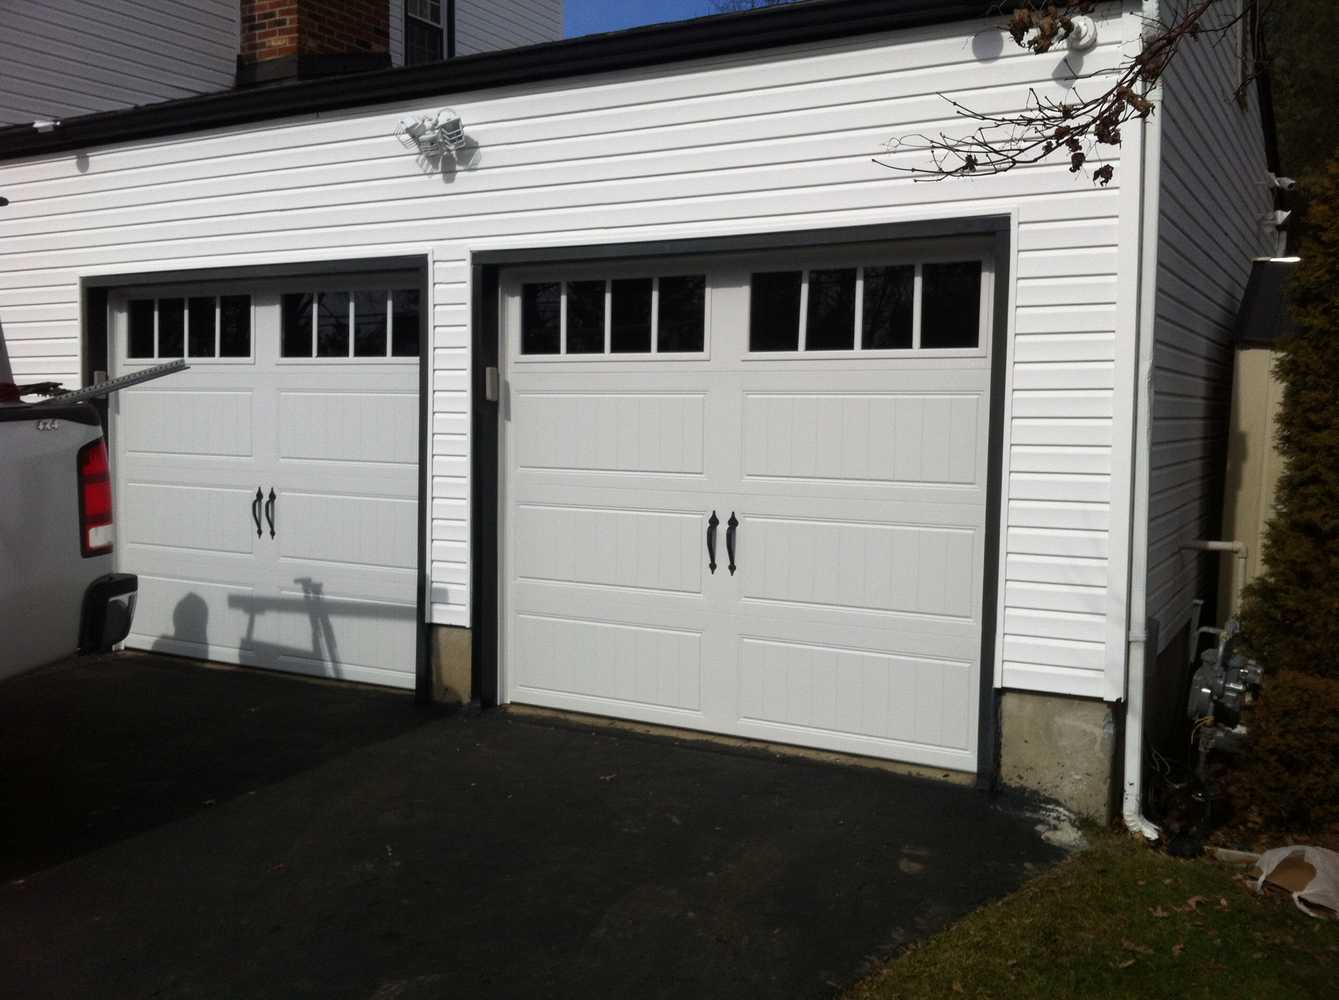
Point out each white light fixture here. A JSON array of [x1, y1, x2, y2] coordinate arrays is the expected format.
[[396, 108, 467, 156], [1068, 15, 1098, 52], [31, 119, 60, 133]]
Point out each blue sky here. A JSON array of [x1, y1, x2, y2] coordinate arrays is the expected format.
[[565, 1, 722, 38]]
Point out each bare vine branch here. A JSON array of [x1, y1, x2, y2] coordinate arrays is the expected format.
[[876, 0, 1258, 183]]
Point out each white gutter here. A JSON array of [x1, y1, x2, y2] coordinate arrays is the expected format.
[[1122, 0, 1163, 841]]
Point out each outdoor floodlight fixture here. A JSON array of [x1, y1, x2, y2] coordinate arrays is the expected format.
[[396, 108, 467, 156]]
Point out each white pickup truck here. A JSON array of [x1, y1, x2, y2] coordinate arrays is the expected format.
[[0, 395, 138, 683]]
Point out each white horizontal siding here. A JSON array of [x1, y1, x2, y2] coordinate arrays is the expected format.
[[455, 0, 562, 56], [0, 0, 237, 125], [0, 6, 1131, 697], [1146, 0, 1273, 648]]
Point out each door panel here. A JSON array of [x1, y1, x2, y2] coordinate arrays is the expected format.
[[111, 279, 421, 689], [501, 243, 993, 770]]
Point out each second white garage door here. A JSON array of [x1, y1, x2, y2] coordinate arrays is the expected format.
[[501, 240, 995, 772]]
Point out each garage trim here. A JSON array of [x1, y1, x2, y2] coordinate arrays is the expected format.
[[81, 254, 434, 703], [471, 217, 1010, 781]]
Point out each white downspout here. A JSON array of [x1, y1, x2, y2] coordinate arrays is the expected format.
[[1123, 0, 1163, 841]]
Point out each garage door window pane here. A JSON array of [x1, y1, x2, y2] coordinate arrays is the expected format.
[[157, 298, 185, 358], [521, 282, 560, 355], [316, 291, 350, 358], [805, 268, 856, 351], [219, 296, 251, 357], [921, 262, 981, 349], [282, 293, 313, 357], [128, 299, 155, 358], [657, 275, 705, 353], [188, 297, 215, 357], [566, 280, 606, 354], [353, 290, 387, 357], [610, 278, 652, 353], [749, 271, 801, 351], [863, 266, 914, 350], [391, 289, 420, 357]]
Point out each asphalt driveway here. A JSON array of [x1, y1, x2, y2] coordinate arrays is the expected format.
[[0, 653, 1064, 999]]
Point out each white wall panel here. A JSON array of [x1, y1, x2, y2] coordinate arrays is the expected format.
[[0, 6, 1139, 697]]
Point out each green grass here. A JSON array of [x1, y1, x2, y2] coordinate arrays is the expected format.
[[847, 831, 1337, 1000]]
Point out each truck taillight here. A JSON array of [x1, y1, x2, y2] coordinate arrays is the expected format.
[[77, 438, 113, 557]]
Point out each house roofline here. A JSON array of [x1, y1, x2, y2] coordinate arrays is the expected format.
[[0, 0, 1044, 163]]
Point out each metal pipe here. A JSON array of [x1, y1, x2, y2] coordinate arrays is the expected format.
[[1180, 539, 1249, 612], [1187, 597, 1204, 666]]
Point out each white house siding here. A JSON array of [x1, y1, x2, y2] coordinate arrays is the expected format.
[[0, 5, 1134, 699], [1146, 1, 1273, 649], [454, 0, 563, 56], [0, 0, 238, 125]]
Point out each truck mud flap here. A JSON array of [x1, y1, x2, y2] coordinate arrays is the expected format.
[[79, 573, 138, 654]]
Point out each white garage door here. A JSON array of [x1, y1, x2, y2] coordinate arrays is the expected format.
[[501, 240, 995, 771], [110, 275, 422, 689]]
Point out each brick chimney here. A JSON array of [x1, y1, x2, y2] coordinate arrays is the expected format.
[[238, 0, 390, 87]]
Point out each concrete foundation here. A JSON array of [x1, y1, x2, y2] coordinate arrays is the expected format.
[[999, 691, 1119, 822], [430, 625, 472, 704]]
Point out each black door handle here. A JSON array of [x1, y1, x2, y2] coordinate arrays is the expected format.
[[251, 488, 263, 538], [706, 511, 719, 574], [264, 488, 276, 539], [726, 512, 739, 576]]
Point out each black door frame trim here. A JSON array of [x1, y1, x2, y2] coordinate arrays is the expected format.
[[80, 255, 435, 705], [470, 217, 1011, 782]]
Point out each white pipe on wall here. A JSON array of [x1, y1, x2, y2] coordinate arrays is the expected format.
[[1181, 539, 1250, 613], [1122, 0, 1164, 843]]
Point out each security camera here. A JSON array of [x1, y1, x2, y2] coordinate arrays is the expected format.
[[1266, 173, 1297, 192]]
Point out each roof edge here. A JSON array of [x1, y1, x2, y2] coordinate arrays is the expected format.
[[0, 0, 1034, 164]]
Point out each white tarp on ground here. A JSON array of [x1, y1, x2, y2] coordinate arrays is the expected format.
[[1255, 845, 1339, 918]]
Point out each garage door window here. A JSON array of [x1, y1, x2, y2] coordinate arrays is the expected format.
[[519, 275, 706, 356], [748, 259, 984, 353], [282, 289, 421, 359], [127, 295, 252, 360], [921, 262, 983, 349], [610, 278, 652, 353], [566, 280, 606, 354]]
